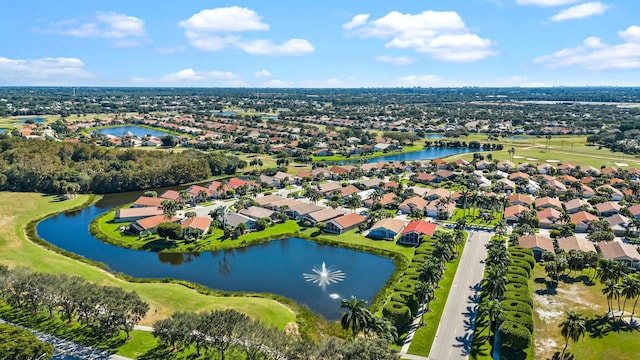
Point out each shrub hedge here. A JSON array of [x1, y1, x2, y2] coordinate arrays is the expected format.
[[501, 299, 532, 315], [499, 321, 532, 351], [383, 301, 412, 328], [506, 273, 528, 286], [391, 291, 419, 315], [503, 291, 533, 307], [499, 311, 534, 333], [509, 258, 532, 275], [507, 266, 529, 279]]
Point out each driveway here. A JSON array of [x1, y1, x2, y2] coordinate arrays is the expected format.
[[427, 230, 491, 360]]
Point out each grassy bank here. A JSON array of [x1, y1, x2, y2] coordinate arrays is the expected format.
[[312, 145, 423, 162], [0, 192, 296, 330]]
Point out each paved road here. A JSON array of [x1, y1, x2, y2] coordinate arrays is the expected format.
[[0, 319, 132, 360], [427, 230, 490, 360]]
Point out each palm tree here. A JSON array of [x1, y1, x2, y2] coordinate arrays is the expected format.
[[161, 200, 178, 219], [415, 281, 434, 325], [366, 314, 397, 342], [620, 275, 640, 318], [559, 311, 586, 359], [307, 190, 322, 205], [178, 190, 191, 207], [340, 296, 371, 341], [602, 279, 620, 315], [478, 298, 503, 340], [508, 147, 515, 162], [420, 259, 444, 287], [494, 220, 507, 240], [482, 265, 507, 300]]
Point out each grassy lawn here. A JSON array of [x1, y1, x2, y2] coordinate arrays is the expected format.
[[531, 265, 640, 360], [315, 228, 416, 262], [0, 192, 296, 332], [441, 134, 640, 168], [406, 241, 466, 357], [449, 208, 502, 227]]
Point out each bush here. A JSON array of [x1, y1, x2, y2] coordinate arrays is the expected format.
[[506, 283, 528, 294], [394, 280, 416, 294], [507, 266, 529, 279], [383, 301, 412, 328], [499, 311, 534, 333], [414, 246, 433, 255], [509, 248, 536, 268], [501, 300, 532, 315], [503, 291, 533, 307], [509, 259, 532, 275], [411, 254, 430, 265], [499, 321, 532, 351], [391, 291, 419, 315], [403, 267, 421, 277], [506, 273, 528, 286]]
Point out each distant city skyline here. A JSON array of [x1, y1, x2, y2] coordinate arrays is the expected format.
[[2, 0, 640, 87]]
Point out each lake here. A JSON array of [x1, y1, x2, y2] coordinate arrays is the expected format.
[[95, 126, 172, 138], [37, 193, 395, 319], [366, 146, 478, 163], [19, 117, 46, 124]]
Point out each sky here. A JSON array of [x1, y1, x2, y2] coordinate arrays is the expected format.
[[1, 0, 640, 87]]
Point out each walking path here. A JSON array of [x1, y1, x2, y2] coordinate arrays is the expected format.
[[427, 230, 490, 360], [0, 319, 132, 360]]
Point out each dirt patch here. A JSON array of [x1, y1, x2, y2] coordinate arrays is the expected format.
[[556, 283, 603, 311], [284, 322, 299, 336]]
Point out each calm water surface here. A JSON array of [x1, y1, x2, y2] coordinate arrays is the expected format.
[[37, 193, 394, 319], [366, 146, 477, 163], [95, 126, 172, 138]]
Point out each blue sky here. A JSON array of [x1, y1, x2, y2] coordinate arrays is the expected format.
[[1, 0, 640, 87]]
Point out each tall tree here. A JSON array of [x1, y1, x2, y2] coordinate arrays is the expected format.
[[340, 296, 372, 341], [559, 311, 586, 360]]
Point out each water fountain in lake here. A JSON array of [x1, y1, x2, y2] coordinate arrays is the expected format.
[[303, 262, 346, 287]]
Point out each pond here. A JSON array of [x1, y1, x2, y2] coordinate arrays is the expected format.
[[424, 133, 444, 139], [212, 111, 237, 116], [95, 126, 172, 138], [366, 146, 478, 163], [37, 193, 395, 319], [19, 117, 46, 124]]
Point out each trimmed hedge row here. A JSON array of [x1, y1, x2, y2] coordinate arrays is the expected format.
[[499, 320, 532, 351], [509, 258, 532, 275], [383, 301, 412, 328], [503, 291, 533, 307], [507, 266, 529, 279], [506, 273, 528, 286], [499, 311, 533, 333]]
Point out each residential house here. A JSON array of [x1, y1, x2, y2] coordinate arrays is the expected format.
[[223, 212, 257, 231], [498, 160, 515, 172], [496, 178, 516, 193], [425, 188, 452, 201], [399, 220, 438, 246], [504, 204, 529, 223], [337, 185, 361, 198], [570, 211, 599, 233], [534, 196, 562, 210], [364, 192, 398, 208], [595, 201, 621, 217], [434, 170, 456, 182], [598, 241, 640, 269], [627, 204, 640, 220], [129, 215, 180, 235], [507, 194, 532, 207], [254, 194, 285, 207], [368, 218, 406, 240], [288, 203, 324, 220], [398, 196, 429, 215], [604, 214, 632, 236], [132, 196, 163, 208], [597, 185, 624, 201], [509, 172, 530, 182], [115, 207, 164, 223], [325, 213, 367, 234], [159, 190, 181, 202], [303, 208, 345, 226], [518, 234, 555, 261], [425, 200, 455, 219], [537, 208, 563, 228], [317, 182, 343, 196], [266, 198, 303, 211], [556, 236, 597, 253], [563, 199, 589, 214], [182, 217, 211, 239], [415, 172, 437, 184], [239, 206, 277, 221]]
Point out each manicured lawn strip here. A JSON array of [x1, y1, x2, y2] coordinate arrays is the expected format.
[[312, 145, 423, 162], [116, 330, 158, 358], [448, 208, 502, 227], [406, 244, 465, 356], [0, 192, 296, 331]]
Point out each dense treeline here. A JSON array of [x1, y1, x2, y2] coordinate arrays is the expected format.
[[153, 309, 399, 360], [0, 138, 246, 194], [0, 265, 148, 339]]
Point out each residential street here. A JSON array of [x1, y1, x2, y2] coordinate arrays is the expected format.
[[427, 230, 491, 360]]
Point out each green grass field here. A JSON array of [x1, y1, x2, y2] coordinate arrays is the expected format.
[[312, 145, 423, 162], [0, 192, 295, 330]]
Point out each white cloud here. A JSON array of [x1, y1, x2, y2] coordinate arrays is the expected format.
[[550, 2, 609, 22], [619, 25, 640, 43], [178, 7, 269, 32], [516, 0, 580, 6], [161, 69, 238, 83], [41, 12, 148, 46], [263, 79, 291, 87], [395, 74, 444, 86], [375, 55, 416, 66], [534, 26, 640, 70], [254, 69, 272, 78], [346, 10, 494, 62], [180, 7, 313, 56], [237, 38, 314, 55], [0, 56, 94, 85], [343, 14, 370, 30]]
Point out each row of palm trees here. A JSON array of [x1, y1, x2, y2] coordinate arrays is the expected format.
[[339, 296, 397, 342], [478, 240, 510, 340]]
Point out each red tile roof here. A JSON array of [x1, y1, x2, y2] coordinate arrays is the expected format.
[[401, 220, 437, 236]]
